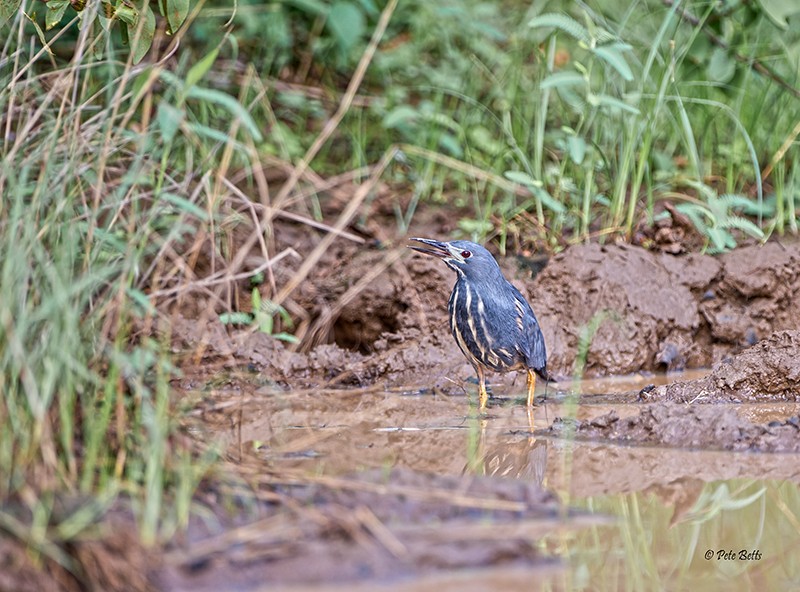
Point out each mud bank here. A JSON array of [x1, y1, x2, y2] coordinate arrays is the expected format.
[[541, 331, 800, 451], [162, 468, 592, 590], [641, 330, 800, 403], [173, 240, 800, 390], [546, 404, 800, 452]]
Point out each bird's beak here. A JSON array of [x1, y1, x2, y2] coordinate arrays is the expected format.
[[407, 237, 465, 263]]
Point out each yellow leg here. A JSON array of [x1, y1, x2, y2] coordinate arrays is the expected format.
[[526, 369, 537, 407], [476, 366, 489, 411]]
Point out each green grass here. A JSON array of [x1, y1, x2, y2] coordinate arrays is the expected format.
[[0, 5, 250, 579], [547, 479, 800, 591]]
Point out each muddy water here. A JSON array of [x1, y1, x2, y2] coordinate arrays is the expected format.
[[176, 373, 800, 591]]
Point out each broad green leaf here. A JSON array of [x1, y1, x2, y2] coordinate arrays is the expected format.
[[22, 10, 51, 52], [116, 2, 137, 25], [185, 46, 219, 91], [382, 105, 419, 129], [159, 0, 189, 35], [457, 218, 494, 236], [127, 3, 156, 64], [533, 186, 567, 214], [504, 170, 541, 187], [437, 132, 463, 158], [285, 0, 327, 16], [45, 0, 70, 30], [567, 135, 587, 165], [0, 0, 22, 25], [327, 1, 364, 55], [707, 47, 736, 83], [468, 125, 504, 156], [757, 0, 799, 29]]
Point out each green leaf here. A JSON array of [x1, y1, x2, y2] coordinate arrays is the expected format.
[[532, 186, 567, 214], [185, 46, 219, 91], [723, 216, 765, 239], [160, 192, 209, 221], [457, 218, 494, 236], [159, 0, 189, 35], [156, 102, 184, 143], [567, 135, 587, 165], [327, 1, 365, 56], [707, 47, 736, 83], [756, 0, 799, 29], [273, 332, 299, 343], [588, 93, 640, 115], [437, 132, 463, 158], [127, 3, 156, 64], [219, 312, 254, 326], [468, 125, 504, 156], [528, 13, 590, 44], [504, 170, 542, 187], [592, 45, 634, 81], [540, 70, 585, 90], [0, 0, 22, 25], [184, 86, 264, 142], [127, 287, 156, 314], [382, 105, 419, 129], [285, 0, 327, 16], [45, 0, 70, 30]]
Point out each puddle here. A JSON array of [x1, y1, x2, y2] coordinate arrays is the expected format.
[[170, 371, 800, 591]]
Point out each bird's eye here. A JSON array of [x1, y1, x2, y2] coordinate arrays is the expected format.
[[461, 250, 472, 259]]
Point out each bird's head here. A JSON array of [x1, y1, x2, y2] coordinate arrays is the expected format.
[[408, 237, 502, 280]]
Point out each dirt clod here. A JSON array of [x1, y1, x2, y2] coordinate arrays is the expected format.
[[643, 330, 800, 403], [546, 404, 800, 452]]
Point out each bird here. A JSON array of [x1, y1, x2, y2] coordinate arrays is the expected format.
[[408, 237, 548, 411]]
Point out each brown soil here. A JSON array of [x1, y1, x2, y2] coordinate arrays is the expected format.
[[545, 404, 800, 452], [162, 468, 587, 591], [159, 211, 800, 591], [0, 510, 160, 592], [641, 330, 800, 403], [172, 224, 800, 391]]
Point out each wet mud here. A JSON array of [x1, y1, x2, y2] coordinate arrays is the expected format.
[[641, 330, 800, 403], [163, 214, 800, 590], [173, 236, 800, 390], [164, 468, 592, 591], [546, 404, 800, 452]]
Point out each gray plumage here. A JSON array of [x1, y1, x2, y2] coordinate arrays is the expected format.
[[409, 237, 548, 408]]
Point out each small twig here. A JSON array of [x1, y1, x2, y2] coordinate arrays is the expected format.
[[270, 0, 399, 211], [147, 248, 298, 299], [272, 146, 399, 310], [762, 118, 800, 181], [355, 506, 409, 560]]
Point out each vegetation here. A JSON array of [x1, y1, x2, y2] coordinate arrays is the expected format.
[[1, 0, 799, 587]]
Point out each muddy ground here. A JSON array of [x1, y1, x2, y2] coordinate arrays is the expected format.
[[175, 228, 800, 391], [153, 212, 800, 591]]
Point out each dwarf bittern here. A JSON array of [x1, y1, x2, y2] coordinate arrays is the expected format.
[[409, 238, 548, 410]]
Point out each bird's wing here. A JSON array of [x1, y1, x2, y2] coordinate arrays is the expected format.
[[509, 284, 547, 376]]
